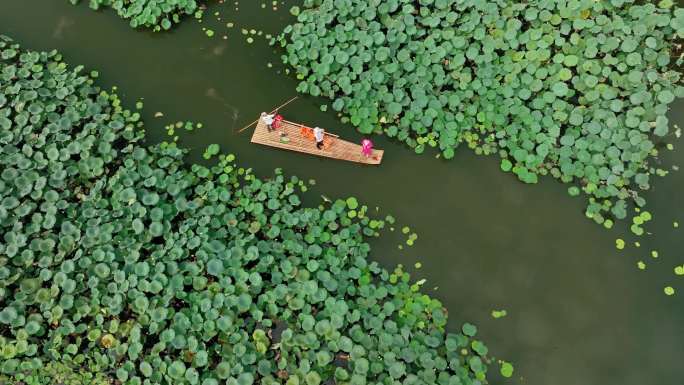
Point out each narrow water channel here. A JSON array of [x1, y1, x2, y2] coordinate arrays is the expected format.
[[1, 1, 683, 384]]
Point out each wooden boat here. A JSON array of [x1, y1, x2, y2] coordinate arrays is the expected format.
[[250, 117, 383, 165]]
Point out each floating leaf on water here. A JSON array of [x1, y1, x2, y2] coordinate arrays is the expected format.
[[673, 266, 684, 276], [651, 250, 659, 258], [206, 29, 214, 37], [100, 334, 116, 348], [462, 323, 477, 337], [630, 224, 644, 236], [500, 362, 514, 378], [491, 310, 508, 319], [637, 261, 646, 270], [203, 143, 220, 159], [471, 340, 488, 356], [664, 286, 675, 296], [615, 239, 625, 250], [168, 361, 186, 379], [500, 159, 512, 172]]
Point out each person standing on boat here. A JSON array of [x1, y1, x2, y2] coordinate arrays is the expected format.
[[273, 112, 283, 129], [313, 127, 325, 149], [261, 112, 276, 132], [361, 138, 373, 158]]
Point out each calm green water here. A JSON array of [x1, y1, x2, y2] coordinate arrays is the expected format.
[[2, 1, 683, 384]]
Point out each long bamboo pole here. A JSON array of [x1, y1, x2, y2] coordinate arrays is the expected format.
[[235, 96, 299, 134]]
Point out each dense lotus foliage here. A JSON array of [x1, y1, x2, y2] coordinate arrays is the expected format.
[[278, 0, 684, 225], [0, 36, 492, 385], [68, 0, 202, 30]]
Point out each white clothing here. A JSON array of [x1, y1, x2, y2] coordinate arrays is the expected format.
[[261, 113, 275, 125], [313, 127, 325, 142]]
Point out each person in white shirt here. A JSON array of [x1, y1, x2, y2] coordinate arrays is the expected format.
[[313, 127, 325, 149], [261, 112, 275, 132]]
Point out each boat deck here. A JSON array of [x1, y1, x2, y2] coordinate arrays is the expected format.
[[250, 118, 383, 165]]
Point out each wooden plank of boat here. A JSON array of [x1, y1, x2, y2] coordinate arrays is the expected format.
[[251, 118, 383, 165]]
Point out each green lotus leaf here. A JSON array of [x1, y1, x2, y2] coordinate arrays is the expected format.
[[149, 221, 163, 237], [168, 361, 186, 379], [142, 192, 160, 206], [462, 323, 477, 337], [500, 361, 514, 378], [471, 340, 489, 356], [139, 361, 153, 377], [498, 158, 512, 172], [207, 259, 224, 276], [626, 52, 642, 66], [552, 82, 568, 97], [658, 90, 675, 104], [305, 372, 321, 385]]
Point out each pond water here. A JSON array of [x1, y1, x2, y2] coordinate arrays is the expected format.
[[1, 1, 683, 384]]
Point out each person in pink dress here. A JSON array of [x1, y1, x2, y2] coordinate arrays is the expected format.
[[361, 138, 373, 157]]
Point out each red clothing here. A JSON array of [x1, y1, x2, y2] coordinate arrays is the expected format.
[[273, 114, 283, 129]]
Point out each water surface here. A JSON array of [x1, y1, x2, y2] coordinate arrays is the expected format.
[[1, 1, 683, 384]]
